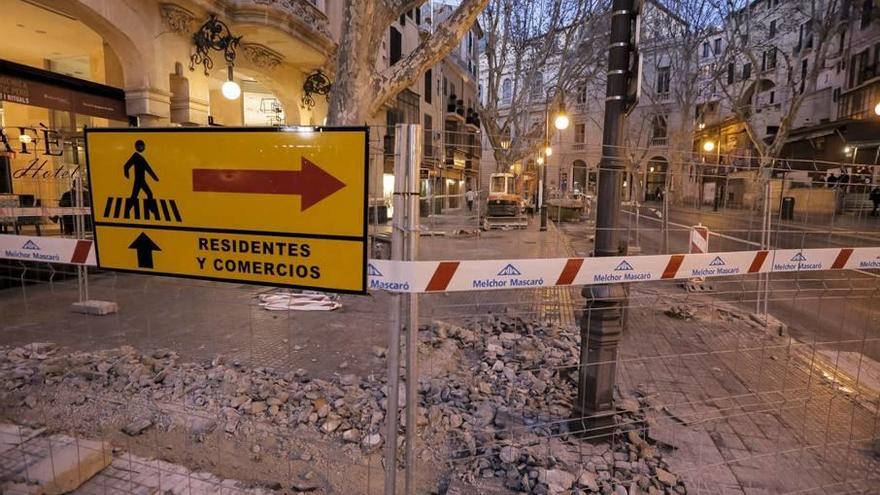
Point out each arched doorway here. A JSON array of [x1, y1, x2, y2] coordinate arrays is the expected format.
[[646, 156, 668, 201], [0, 0, 134, 220], [572, 159, 588, 195]]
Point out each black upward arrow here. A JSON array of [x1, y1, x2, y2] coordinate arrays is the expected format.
[[128, 232, 160, 269]]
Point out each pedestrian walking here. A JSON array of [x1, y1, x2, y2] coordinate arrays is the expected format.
[[826, 173, 837, 188], [56, 186, 92, 235], [465, 188, 476, 213], [870, 187, 880, 217], [838, 170, 850, 191]]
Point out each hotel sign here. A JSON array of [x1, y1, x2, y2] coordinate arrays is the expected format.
[[0, 60, 127, 121]]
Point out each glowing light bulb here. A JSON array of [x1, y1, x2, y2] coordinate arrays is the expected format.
[[554, 114, 570, 130], [222, 80, 241, 100]]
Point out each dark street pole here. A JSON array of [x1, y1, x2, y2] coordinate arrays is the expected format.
[[540, 158, 549, 230], [540, 103, 549, 231], [572, 0, 635, 439], [540, 89, 556, 232]]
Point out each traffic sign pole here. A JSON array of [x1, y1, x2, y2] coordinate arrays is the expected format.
[[384, 124, 422, 495], [400, 125, 421, 495]]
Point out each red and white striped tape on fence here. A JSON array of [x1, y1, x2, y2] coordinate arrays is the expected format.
[[369, 247, 880, 293], [690, 224, 709, 254], [2, 234, 878, 293], [0, 235, 94, 265], [0, 207, 92, 218]]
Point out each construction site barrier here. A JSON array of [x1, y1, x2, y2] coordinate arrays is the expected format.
[[4, 234, 878, 293]]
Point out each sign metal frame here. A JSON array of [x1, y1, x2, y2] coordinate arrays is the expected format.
[[84, 126, 369, 294]]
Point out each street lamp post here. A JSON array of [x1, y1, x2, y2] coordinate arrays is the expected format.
[[540, 88, 569, 231], [702, 138, 722, 211], [572, 0, 635, 440]]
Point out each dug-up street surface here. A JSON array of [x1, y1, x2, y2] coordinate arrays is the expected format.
[[1, 319, 686, 494], [1, 216, 879, 493]]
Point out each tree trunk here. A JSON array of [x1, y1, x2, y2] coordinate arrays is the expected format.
[[493, 148, 509, 173], [327, 2, 378, 125], [327, 0, 487, 126]]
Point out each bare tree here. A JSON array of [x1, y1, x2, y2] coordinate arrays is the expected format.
[[649, 0, 718, 201], [592, 0, 712, 203], [478, 0, 608, 172], [707, 0, 848, 163], [327, 0, 488, 125]]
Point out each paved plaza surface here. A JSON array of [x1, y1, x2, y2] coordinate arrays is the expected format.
[[1, 212, 879, 493]]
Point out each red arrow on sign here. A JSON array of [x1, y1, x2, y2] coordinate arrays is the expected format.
[[192, 157, 346, 211]]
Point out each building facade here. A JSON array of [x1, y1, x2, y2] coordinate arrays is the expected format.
[[0, 0, 480, 225], [479, 0, 879, 211], [688, 0, 880, 209], [381, 1, 482, 217], [478, 0, 689, 205]]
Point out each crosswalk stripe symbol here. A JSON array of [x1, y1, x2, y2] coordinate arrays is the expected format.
[[102, 197, 182, 222]]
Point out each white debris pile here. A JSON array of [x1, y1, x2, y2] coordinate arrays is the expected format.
[[257, 289, 341, 311]]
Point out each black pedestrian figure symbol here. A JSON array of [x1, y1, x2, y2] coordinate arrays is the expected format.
[[123, 140, 161, 219], [124, 140, 159, 199]]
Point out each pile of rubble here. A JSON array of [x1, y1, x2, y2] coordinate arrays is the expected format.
[[420, 318, 685, 494], [0, 317, 687, 494]]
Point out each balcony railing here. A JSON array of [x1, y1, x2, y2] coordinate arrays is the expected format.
[[230, 0, 331, 39], [446, 95, 465, 120], [650, 136, 668, 147], [838, 78, 880, 120]]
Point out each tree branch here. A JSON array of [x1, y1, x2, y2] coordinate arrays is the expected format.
[[369, 0, 489, 115]]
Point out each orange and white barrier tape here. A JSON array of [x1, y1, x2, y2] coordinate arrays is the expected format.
[[369, 247, 880, 293], [2, 234, 878, 293]]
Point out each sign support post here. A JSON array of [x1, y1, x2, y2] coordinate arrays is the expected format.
[[384, 169, 403, 495], [384, 124, 421, 495], [70, 174, 118, 315], [75, 175, 88, 303], [401, 125, 421, 495]]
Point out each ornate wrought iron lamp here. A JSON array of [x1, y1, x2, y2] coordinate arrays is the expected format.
[[190, 15, 243, 100], [301, 70, 332, 110]]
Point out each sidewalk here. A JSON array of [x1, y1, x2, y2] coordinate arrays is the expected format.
[[1, 423, 274, 494], [663, 203, 880, 237], [557, 218, 880, 492], [619, 290, 880, 493]]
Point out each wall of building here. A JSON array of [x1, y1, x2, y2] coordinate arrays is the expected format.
[[2, 0, 483, 219]]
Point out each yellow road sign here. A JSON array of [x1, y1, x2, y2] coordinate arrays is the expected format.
[[86, 127, 368, 293]]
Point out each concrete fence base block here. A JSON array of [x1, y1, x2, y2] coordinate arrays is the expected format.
[[70, 300, 119, 316], [0, 432, 112, 495], [749, 312, 788, 337]]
